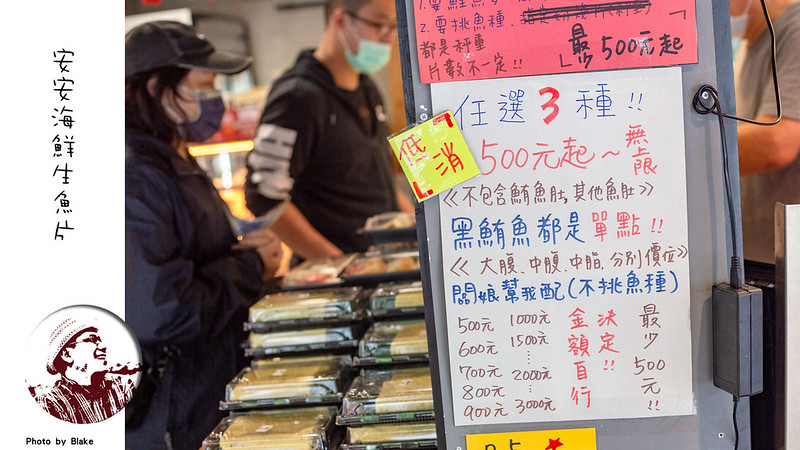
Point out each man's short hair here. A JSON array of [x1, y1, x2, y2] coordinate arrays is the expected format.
[[324, 0, 374, 21]]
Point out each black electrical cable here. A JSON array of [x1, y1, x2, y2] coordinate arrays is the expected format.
[[733, 395, 740, 449], [691, 0, 782, 290], [733, 0, 782, 125], [694, 0, 782, 126], [693, 85, 742, 288]]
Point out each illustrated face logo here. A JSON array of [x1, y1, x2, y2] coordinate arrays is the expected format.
[[26, 306, 142, 424]]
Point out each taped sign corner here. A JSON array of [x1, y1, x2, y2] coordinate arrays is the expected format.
[[388, 110, 480, 202]]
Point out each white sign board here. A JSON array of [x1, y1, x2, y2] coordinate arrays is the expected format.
[[781, 204, 800, 448], [431, 66, 694, 425]]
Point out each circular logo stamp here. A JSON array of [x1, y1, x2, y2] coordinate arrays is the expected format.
[[26, 305, 142, 424]]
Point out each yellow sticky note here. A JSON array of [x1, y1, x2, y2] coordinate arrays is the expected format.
[[388, 111, 480, 201], [466, 428, 596, 450]]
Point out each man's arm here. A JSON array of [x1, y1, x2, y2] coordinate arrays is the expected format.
[[737, 6, 800, 176], [738, 115, 800, 176], [270, 201, 343, 259]]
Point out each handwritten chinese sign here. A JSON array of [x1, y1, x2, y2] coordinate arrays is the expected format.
[[388, 111, 481, 201], [414, 0, 697, 83], [52, 49, 77, 240], [431, 66, 692, 425], [466, 428, 596, 450]]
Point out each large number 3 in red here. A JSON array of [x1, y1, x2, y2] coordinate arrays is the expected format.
[[539, 87, 559, 125]]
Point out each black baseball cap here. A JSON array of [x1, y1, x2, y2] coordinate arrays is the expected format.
[[125, 20, 253, 78]]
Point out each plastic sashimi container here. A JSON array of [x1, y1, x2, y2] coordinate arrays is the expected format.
[[357, 319, 428, 358], [224, 355, 351, 404], [249, 327, 355, 349], [346, 421, 437, 444], [339, 366, 434, 422], [247, 286, 363, 327], [369, 281, 424, 318], [281, 254, 357, 290], [202, 406, 337, 450]]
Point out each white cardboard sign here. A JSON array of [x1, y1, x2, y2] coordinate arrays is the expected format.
[[431, 66, 694, 425]]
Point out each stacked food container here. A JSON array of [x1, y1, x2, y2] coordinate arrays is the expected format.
[[201, 405, 340, 450], [201, 212, 436, 450], [338, 213, 437, 450], [338, 365, 437, 450], [243, 285, 365, 362], [202, 284, 366, 449]]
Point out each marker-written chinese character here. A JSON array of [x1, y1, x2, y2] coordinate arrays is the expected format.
[[388, 110, 480, 201]]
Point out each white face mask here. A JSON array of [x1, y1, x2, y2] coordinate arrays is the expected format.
[[730, 0, 753, 39]]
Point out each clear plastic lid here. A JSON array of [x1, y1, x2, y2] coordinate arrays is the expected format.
[[282, 254, 357, 290], [250, 354, 352, 370], [249, 326, 355, 350], [361, 212, 417, 244], [249, 287, 362, 323], [202, 406, 337, 450], [366, 241, 419, 254], [347, 422, 437, 444], [343, 252, 420, 277], [225, 355, 351, 403], [364, 212, 416, 230], [358, 319, 428, 358], [370, 281, 424, 311], [340, 366, 434, 418], [339, 442, 437, 450]]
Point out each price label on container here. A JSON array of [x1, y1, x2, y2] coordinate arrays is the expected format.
[[388, 111, 480, 201]]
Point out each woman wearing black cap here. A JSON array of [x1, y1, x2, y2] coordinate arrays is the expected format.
[[124, 21, 282, 449]]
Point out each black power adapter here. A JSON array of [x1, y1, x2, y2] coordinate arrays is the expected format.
[[712, 282, 764, 397]]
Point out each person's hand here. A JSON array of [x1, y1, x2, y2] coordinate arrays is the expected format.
[[233, 227, 283, 279]]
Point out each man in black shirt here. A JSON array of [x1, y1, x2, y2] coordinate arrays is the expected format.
[[245, 0, 414, 259]]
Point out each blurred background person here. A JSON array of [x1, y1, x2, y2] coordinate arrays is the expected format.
[[244, 0, 414, 262], [731, 0, 800, 265], [124, 21, 282, 450]]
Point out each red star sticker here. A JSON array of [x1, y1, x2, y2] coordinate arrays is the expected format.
[[545, 438, 564, 450]]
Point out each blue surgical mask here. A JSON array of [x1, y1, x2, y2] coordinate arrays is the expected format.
[[339, 17, 391, 75], [166, 85, 226, 143]]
